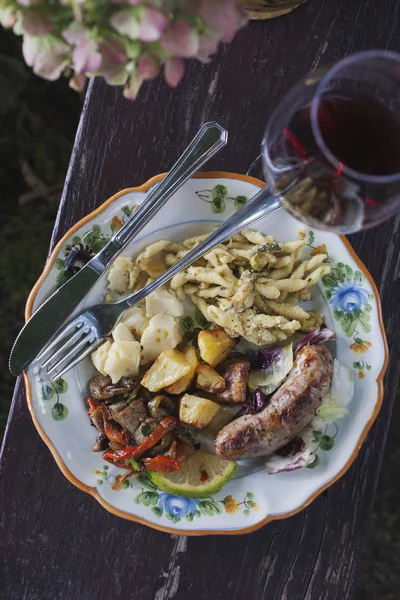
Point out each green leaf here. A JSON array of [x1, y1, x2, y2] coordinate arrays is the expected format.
[[247, 500, 253, 508], [337, 262, 344, 268], [211, 196, 226, 214], [320, 435, 335, 451], [53, 378, 68, 394], [365, 304, 372, 313], [141, 423, 151, 437], [354, 270, 363, 281], [211, 184, 228, 199], [244, 509, 250, 516], [353, 361, 361, 369], [54, 258, 65, 270], [71, 236, 81, 245], [180, 316, 195, 333], [166, 512, 173, 521], [185, 513, 194, 522], [150, 494, 158, 506], [246, 492, 254, 500], [344, 265, 353, 278], [91, 224, 101, 238], [42, 384, 54, 401], [103, 465, 109, 470], [195, 510, 201, 518], [123, 480, 130, 489], [307, 454, 320, 469], [366, 364, 372, 371], [308, 231, 315, 245], [152, 506, 163, 518], [52, 403, 68, 421], [354, 337, 363, 345], [367, 293, 374, 300], [97, 479, 103, 485], [324, 290, 332, 300], [195, 307, 211, 329], [234, 195, 248, 210], [101, 471, 108, 480], [121, 205, 131, 217], [91, 237, 109, 254], [312, 430, 323, 444], [110, 223, 119, 233]]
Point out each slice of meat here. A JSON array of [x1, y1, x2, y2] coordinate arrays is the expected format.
[[92, 432, 108, 452], [108, 399, 129, 416], [112, 399, 147, 435], [214, 345, 333, 460], [89, 374, 139, 401], [216, 354, 251, 403]]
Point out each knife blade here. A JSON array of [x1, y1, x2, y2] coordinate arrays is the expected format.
[[9, 122, 228, 375]]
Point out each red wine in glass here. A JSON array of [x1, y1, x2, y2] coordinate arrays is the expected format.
[[262, 51, 400, 232]]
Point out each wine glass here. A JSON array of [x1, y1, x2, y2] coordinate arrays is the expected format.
[[252, 50, 400, 233]]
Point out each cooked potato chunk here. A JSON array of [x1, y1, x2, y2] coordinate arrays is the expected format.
[[216, 354, 251, 403], [196, 363, 226, 393], [179, 394, 221, 429], [121, 306, 149, 339], [197, 327, 235, 367], [164, 346, 199, 394], [104, 341, 141, 384], [112, 322, 135, 342], [141, 314, 182, 364], [91, 340, 112, 376], [141, 349, 191, 392]]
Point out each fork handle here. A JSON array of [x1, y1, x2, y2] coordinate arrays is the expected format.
[[98, 123, 228, 263], [117, 185, 281, 310]]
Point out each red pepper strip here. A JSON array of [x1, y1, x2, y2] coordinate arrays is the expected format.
[[97, 404, 130, 445], [102, 454, 129, 469], [86, 396, 97, 414], [103, 416, 177, 461], [142, 456, 181, 472]]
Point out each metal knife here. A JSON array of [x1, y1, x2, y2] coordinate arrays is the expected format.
[[9, 122, 228, 375]]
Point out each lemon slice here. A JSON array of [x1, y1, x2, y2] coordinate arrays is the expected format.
[[148, 451, 237, 498]]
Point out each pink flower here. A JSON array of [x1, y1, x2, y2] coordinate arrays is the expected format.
[[196, 34, 219, 63], [111, 7, 167, 42], [22, 34, 69, 81], [161, 21, 199, 58], [63, 22, 102, 74], [0, 7, 18, 29], [99, 36, 127, 64], [123, 72, 144, 100], [97, 37, 129, 85], [21, 12, 53, 36], [137, 55, 160, 80], [17, 0, 39, 6], [138, 7, 167, 42], [69, 73, 86, 92], [164, 57, 185, 87], [196, 0, 247, 43]]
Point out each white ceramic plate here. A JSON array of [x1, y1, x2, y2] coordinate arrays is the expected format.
[[24, 173, 388, 535]]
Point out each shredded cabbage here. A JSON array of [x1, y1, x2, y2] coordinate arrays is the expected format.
[[248, 343, 293, 396]]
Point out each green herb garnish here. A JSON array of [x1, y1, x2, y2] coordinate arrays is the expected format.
[[130, 458, 141, 472], [141, 423, 151, 436]]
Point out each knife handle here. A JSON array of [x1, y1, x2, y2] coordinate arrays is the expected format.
[[111, 122, 228, 254]]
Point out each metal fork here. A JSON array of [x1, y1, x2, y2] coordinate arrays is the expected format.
[[36, 184, 281, 379]]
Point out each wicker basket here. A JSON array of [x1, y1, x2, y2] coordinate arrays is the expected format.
[[242, 1, 302, 20]]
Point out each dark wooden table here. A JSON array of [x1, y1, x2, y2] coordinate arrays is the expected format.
[[2, 1, 400, 598]]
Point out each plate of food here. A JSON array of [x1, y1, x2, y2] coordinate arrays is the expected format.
[[24, 172, 388, 535]]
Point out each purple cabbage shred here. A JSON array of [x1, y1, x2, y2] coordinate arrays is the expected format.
[[295, 325, 335, 355], [237, 388, 266, 417], [250, 346, 281, 370]]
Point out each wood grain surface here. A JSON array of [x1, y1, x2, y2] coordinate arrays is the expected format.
[[2, 1, 400, 599]]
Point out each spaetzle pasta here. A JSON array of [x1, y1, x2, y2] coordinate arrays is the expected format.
[[105, 227, 331, 346]]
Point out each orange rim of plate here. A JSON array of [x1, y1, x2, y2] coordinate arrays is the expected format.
[[23, 171, 389, 535]]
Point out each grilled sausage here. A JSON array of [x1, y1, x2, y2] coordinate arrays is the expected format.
[[214, 345, 333, 460]]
